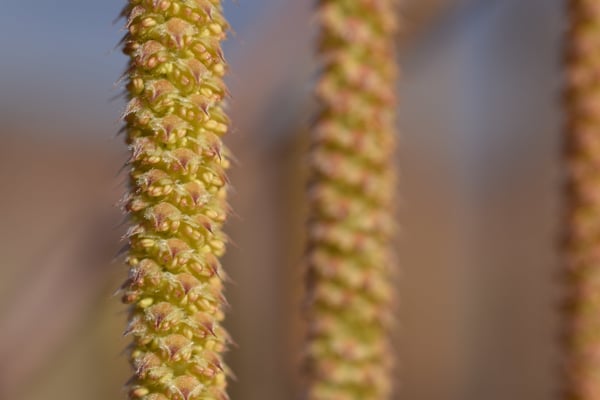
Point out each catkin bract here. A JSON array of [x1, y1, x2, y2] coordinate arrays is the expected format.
[[119, 1, 232, 399]]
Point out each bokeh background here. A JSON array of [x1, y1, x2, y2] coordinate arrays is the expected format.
[[0, 1, 565, 399]]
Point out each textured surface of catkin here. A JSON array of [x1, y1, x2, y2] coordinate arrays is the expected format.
[[565, 1, 600, 399], [305, 0, 399, 398], [119, 1, 232, 399]]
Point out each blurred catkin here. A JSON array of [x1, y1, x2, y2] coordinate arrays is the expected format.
[[304, 0, 399, 398], [565, 1, 600, 399], [119, 1, 232, 399]]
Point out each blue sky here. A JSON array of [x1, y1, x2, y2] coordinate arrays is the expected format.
[[0, 0, 278, 132]]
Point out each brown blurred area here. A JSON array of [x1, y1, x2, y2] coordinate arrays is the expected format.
[[0, 1, 565, 400]]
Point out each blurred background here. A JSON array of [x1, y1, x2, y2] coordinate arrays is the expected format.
[[0, 0, 565, 399]]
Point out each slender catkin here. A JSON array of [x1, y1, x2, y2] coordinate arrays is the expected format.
[[119, 1, 232, 399], [565, 1, 600, 399], [305, 0, 399, 398]]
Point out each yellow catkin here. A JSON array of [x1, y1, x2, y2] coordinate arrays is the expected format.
[[304, 0, 399, 398], [565, 1, 600, 399], [119, 1, 232, 399]]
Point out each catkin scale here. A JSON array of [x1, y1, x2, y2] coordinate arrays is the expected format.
[[119, 1, 232, 399], [305, 0, 399, 399]]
